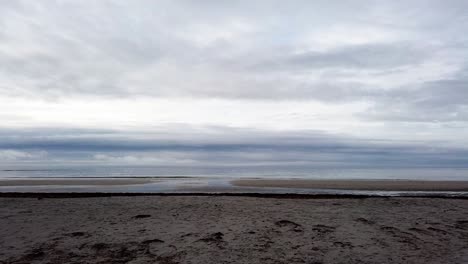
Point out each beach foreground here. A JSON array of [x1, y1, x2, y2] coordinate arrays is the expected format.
[[1, 196, 468, 263]]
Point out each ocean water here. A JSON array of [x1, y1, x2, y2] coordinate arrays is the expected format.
[[1, 166, 468, 195], [1, 165, 468, 180]]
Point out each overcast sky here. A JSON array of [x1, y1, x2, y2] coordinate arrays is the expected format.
[[1, 1, 468, 168]]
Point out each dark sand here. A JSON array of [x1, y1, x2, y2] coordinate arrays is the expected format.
[[232, 179, 468, 191], [1, 196, 468, 263]]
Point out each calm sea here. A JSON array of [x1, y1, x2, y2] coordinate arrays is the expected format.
[[1, 165, 468, 180]]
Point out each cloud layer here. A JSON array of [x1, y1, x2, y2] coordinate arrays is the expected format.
[[1, 1, 468, 169], [1, 126, 467, 169]]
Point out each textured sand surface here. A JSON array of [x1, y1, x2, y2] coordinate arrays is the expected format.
[[1, 196, 468, 264], [232, 179, 468, 191]]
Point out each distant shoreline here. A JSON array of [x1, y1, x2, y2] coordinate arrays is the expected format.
[[1, 192, 468, 200], [2, 177, 468, 193], [0, 178, 156, 186], [231, 179, 468, 192]]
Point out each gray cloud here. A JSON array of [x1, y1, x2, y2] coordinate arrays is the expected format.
[[1, 1, 468, 170], [1, 1, 467, 102], [249, 43, 431, 72], [1, 126, 467, 168], [361, 67, 468, 122]]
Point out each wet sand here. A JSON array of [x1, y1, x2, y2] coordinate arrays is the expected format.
[[1, 195, 468, 263], [232, 179, 468, 191], [0, 178, 155, 186]]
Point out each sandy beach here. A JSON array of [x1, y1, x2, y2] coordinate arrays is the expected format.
[[1, 195, 468, 263], [0, 178, 154, 187], [232, 179, 468, 191]]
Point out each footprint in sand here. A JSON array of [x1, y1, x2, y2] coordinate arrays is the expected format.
[[355, 217, 375, 225], [66, 231, 88, 237], [311, 224, 335, 235], [275, 220, 304, 232], [333, 241, 354, 249], [455, 220, 468, 230], [196, 232, 226, 248], [132, 214, 151, 219], [379, 226, 422, 250]]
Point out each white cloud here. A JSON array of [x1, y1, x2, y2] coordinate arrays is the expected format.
[[0, 96, 371, 133], [0, 150, 47, 161], [92, 152, 198, 165]]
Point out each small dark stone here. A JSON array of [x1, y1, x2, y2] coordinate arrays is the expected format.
[[133, 214, 151, 219], [68, 231, 86, 237], [142, 239, 164, 244]]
